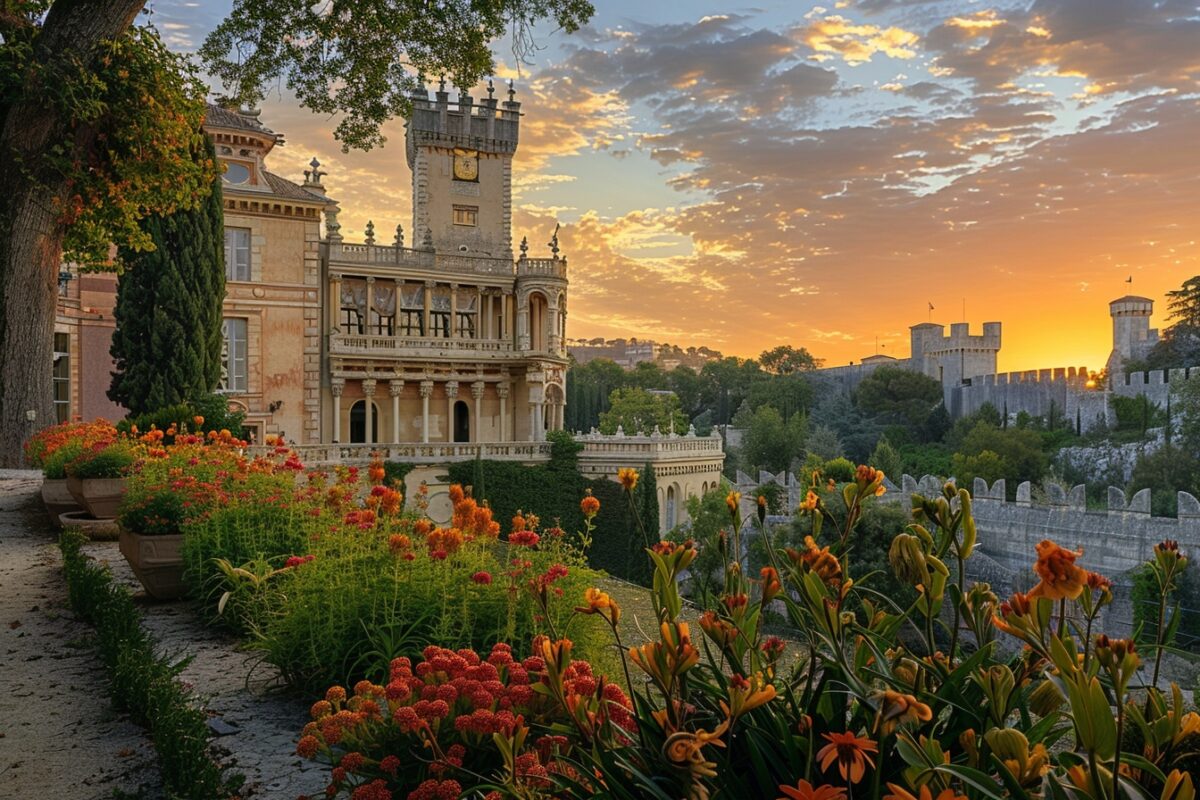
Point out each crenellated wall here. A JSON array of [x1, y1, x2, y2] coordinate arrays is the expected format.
[[1111, 367, 1200, 405], [948, 366, 1113, 432], [734, 470, 1200, 578]]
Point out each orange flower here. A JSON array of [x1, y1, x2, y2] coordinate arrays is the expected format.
[[576, 587, 621, 625], [787, 536, 841, 586], [884, 784, 968, 800], [873, 690, 933, 736], [192, 415, 204, 428], [726, 490, 741, 514], [800, 490, 819, 511], [778, 781, 846, 800], [617, 467, 639, 491], [580, 492, 600, 518], [367, 458, 386, 485], [1028, 539, 1087, 600], [817, 731, 877, 784], [760, 566, 782, 603]]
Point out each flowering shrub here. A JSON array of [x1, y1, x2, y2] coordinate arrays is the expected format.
[[25, 419, 118, 475], [298, 465, 1200, 800], [296, 640, 634, 798], [118, 426, 288, 536], [256, 481, 608, 695], [64, 437, 141, 479]]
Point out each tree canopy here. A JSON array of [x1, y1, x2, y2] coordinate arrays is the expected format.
[[200, 0, 595, 150]]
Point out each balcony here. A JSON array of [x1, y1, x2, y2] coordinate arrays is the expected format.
[[516, 257, 567, 279], [329, 332, 516, 359], [327, 242, 515, 276]]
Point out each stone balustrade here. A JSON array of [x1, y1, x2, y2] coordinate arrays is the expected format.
[[328, 332, 515, 358], [327, 242, 515, 276]]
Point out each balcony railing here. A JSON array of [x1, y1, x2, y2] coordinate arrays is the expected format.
[[329, 332, 515, 358], [250, 442, 553, 465], [327, 242, 515, 276], [517, 257, 567, 279]]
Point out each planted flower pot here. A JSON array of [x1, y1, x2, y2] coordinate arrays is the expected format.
[[42, 478, 82, 527], [118, 527, 187, 600], [66, 475, 127, 520]]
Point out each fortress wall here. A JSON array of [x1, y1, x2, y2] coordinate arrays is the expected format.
[[1111, 367, 1200, 405], [817, 357, 913, 393]]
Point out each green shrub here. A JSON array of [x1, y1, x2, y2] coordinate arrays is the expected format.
[[42, 439, 85, 479], [822, 456, 856, 482], [117, 393, 245, 443], [59, 532, 237, 798], [65, 440, 138, 479]]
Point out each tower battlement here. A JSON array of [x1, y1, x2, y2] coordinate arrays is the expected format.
[[406, 82, 521, 165]]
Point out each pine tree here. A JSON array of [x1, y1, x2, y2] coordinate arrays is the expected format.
[[109, 139, 225, 414]]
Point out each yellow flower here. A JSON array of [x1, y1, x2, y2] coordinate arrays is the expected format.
[[1162, 769, 1196, 800], [576, 587, 621, 626], [617, 467, 639, 491], [884, 785, 968, 800]]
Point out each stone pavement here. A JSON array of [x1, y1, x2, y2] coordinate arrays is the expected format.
[[0, 477, 327, 799], [0, 476, 162, 799]]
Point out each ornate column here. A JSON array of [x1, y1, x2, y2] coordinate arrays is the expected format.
[[445, 380, 459, 442], [497, 383, 510, 442], [330, 273, 343, 333], [394, 278, 404, 338], [503, 291, 513, 341], [475, 286, 483, 339], [423, 280, 434, 338], [528, 401, 536, 442], [331, 377, 344, 443], [449, 284, 458, 339], [471, 381, 485, 441], [389, 380, 404, 443], [362, 378, 377, 445], [420, 380, 433, 443], [485, 292, 494, 339]]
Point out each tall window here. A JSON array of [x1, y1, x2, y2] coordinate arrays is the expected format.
[[53, 333, 70, 423], [341, 307, 364, 334], [452, 205, 478, 227], [224, 227, 251, 281], [369, 310, 395, 336], [220, 318, 248, 393]]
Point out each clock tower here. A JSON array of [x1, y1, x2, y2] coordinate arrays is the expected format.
[[405, 80, 520, 259]]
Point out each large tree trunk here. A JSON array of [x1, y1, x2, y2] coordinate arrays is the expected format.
[[0, 0, 146, 467]]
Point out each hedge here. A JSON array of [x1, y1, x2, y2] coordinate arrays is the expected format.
[[446, 431, 657, 585], [59, 532, 239, 798]]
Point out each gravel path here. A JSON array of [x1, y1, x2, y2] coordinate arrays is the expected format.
[[0, 476, 162, 799], [0, 477, 327, 799]]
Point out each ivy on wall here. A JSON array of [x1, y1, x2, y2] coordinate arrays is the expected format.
[[446, 431, 657, 585]]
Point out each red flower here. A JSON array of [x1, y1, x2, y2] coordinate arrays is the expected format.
[[472, 571, 493, 585], [509, 530, 540, 547]]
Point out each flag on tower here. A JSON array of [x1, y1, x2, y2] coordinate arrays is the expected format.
[[928, 302, 935, 311], [1126, 275, 1133, 284]]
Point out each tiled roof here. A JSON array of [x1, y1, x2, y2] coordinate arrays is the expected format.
[[205, 103, 276, 137], [262, 171, 327, 203]]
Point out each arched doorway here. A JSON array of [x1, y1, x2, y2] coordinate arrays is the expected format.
[[453, 400, 471, 443], [349, 400, 379, 444]]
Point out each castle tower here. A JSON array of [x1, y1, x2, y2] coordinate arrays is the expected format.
[[406, 79, 519, 259], [1107, 295, 1158, 373]]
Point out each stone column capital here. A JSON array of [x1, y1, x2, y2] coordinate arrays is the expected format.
[[424, 279, 437, 289], [388, 379, 404, 397], [330, 377, 345, 397], [471, 381, 485, 399], [362, 378, 377, 397], [419, 380, 434, 398], [496, 382, 510, 399], [445, 380, 459, 398]]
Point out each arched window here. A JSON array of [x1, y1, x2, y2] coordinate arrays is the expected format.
[[665, 485, 677, 530], [349, 400, 379, 444], [453, 400, 471, 443]]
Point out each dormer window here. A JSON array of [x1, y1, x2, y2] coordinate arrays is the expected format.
[[223, 162, 252, 185]]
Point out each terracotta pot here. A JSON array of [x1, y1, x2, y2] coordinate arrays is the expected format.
[[42, 478, 82, 527], [118, 528, 187, 600], [65, 475, 126, 520]]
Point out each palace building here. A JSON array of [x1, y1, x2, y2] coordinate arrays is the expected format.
[[51, 86, 724, 529]]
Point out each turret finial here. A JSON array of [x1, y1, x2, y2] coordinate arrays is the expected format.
[[487, 79, 495, 99], [519, 236, 528, 258], [547, 223, 560, 258], [507, 79, 516, 102], [364, 220, 376, 245], [394, 223, 404, 248]]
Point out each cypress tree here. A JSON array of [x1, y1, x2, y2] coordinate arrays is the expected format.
[[109, 138, 225, 414]]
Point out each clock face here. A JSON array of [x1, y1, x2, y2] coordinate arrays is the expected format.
[[453, 150, 479, 181]]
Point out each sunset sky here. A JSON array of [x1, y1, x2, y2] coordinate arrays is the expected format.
[[157, 0, 1199, 373]]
